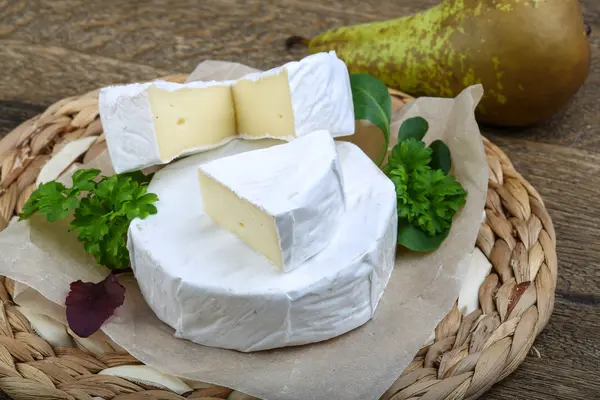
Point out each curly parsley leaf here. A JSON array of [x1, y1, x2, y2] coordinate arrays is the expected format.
[[19, 182, 79, 222], [390, 138, 432, 173], [72, 169, 101, 191], [19, 169, 158, 270], [412, 169, 467, 236], [124, 192, 159, 220], [385, 120, 467, 252]]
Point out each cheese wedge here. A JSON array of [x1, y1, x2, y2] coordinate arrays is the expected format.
[[198, 130, 345, 272], [233, 51, 355, 140], [99, 51, 355, 174], [99, 80, 236, 174]]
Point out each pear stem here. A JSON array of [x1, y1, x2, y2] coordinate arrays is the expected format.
[[285, 36, 309, 50]]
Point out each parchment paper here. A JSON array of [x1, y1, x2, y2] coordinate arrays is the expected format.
[[0, 60, 488, 400]]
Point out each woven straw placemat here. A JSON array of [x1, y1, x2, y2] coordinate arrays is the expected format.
[[0, 76, 557, 400]]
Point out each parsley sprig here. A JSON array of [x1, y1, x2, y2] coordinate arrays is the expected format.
[[348, 72, 468, 251], [387, 138, 467, 236], [19, 169, 159, 270], [384, 117, 467, 252]]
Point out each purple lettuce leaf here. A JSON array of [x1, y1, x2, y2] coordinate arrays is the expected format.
[[65, 273, 125, 337]]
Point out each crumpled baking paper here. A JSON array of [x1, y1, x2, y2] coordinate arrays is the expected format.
[[0, 59, 488, 400]]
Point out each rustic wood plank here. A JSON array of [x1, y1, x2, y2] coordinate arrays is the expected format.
[[0, 100, 44, 138], [0, 39, 170, 104], [487, 298, 600, 399], [2, 0, 597, 76], [0, 0, 341, 71], [543, 294, 600, 372]]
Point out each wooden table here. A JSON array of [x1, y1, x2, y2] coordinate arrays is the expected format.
[[1, 1, 599, 399]]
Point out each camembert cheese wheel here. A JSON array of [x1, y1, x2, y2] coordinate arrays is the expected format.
[[128, 138, 397, 352]]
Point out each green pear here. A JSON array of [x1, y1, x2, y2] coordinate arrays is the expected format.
[[288, 0, 590, 127]]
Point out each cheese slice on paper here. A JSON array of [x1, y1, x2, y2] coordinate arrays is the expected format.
[[99, 51, 354, 174], [198, 130, 345, 272]]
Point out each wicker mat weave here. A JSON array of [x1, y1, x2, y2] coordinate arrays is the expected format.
[[0, 76, 557, 400]]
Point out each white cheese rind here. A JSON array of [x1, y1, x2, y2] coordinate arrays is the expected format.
[[99, 52, 354, 174], [198, 131, 345, 272], [99, 80, 234, 174], [128, 138, 397, 352], [236, 51, 355, 140]]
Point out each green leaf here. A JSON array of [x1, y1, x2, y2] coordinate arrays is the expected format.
[[114, 180, 135, 206], [397, 222, 450, 252], [124, 170, 152, 185], [19, 189, 42, 220], [63, 194, 79, 214], [72, 169, 100, 191], [33, 182, 76, 222], [15, 166, 159, 271], [95, 175, 119, 203], [83, 241, 101, 256], [388, 138, 432, 174], [125, 192, 159, 220], [429, 140, 451, 175], [398, 117, 429, 143], [349, 73, 391, 166], [103, 219, 131, 269]]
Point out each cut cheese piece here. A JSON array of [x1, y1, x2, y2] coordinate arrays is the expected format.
[[232, 69, 295, 139], [99, 80, 236, 174], [99, 51, 355, 174], [198, 130, 345, 272], [233, 51, 355, 140], [128, 137, 398, 352], [148, 84, 236, 162]]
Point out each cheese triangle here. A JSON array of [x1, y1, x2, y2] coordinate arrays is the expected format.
[[198, 130, 346, 272]]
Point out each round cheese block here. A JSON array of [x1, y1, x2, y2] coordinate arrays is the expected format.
[[128, 138, 398, 352]]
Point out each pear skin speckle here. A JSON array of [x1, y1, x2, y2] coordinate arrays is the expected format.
[[496, 3, 513, 12]]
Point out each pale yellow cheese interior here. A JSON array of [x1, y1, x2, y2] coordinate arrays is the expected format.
[[148, 85, 237, 162], [232, 69, 296, 139], [198, 171, 284, 269]]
